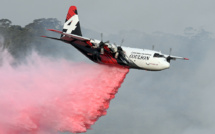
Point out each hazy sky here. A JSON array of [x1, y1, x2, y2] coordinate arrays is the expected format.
[[1, 0, 215, 35], [80, 29, 215, 134]]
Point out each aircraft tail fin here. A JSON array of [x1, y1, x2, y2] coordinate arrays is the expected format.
[[62, 6, 82, 36]]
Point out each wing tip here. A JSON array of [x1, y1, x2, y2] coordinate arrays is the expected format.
[[47, 29, 56, 32], [184, 58, 189, 60]]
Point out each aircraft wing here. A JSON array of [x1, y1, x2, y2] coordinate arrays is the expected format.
[[164, 54, 189, 60], [41, 36, 62, 41], [47, 29, 90, 41], [42, 29, 93, 47]]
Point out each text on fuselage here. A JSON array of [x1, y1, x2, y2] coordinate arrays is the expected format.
[[129, 53, 150, 60]]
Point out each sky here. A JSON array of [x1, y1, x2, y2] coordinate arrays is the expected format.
[[79, 28, 215, 134], [1, 0, 215, 134], [1, 0, 215, 35]]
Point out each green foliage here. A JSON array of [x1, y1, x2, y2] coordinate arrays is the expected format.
[[0, 18, 62, 60], [0, 19, 11, 28]]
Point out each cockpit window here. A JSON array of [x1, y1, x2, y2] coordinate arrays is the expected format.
[[153, 53, 164, 58]]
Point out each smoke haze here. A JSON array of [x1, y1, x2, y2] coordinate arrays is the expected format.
[[1, 27, 214, 134], [0, 48, 129, 134], [82, 28, 215, 134]]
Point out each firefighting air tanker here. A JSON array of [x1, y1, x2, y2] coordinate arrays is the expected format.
[[42, 6, 189, 71]]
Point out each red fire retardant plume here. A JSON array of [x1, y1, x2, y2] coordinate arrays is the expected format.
[[0, 51, 129, 134]]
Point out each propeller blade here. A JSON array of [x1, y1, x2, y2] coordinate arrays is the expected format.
[[101, 33, 103, 42], [98, 34, 105, 54], [169, 48, 172, 56], [120, 39, 124, 46]]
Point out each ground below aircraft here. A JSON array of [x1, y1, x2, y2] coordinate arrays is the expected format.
[[42, 6, 188, 71]]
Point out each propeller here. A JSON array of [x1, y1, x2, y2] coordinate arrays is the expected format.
[[120, 39, 124, 46], [152, 45, 155, 50], [169, 48, 172, 55], [166, 48, 175, 63], [116, 39, 124, 55], [101, 33, 103, 42], [99, 33, 109, 54]]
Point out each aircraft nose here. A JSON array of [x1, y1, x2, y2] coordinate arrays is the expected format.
[[163, 61, 170, 69]]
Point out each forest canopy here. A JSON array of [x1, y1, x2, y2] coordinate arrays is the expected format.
[[0, 18, 62, 60]]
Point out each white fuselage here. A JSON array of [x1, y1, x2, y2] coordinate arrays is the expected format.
[[89, 40, 170, 71], [122, 47, 170, 71]]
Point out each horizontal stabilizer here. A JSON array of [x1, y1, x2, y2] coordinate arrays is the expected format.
[[47, 29, 90, 41], [41, 36, 62, 41]]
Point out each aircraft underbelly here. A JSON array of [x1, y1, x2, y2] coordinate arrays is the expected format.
[[71, 43, 127, 66]]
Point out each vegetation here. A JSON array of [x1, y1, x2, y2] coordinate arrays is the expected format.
[[0, 18, 62, 60]]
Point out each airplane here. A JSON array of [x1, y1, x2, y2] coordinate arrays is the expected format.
[[42, 6, 189, 71]]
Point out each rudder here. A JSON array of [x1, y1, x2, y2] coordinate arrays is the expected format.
[[62, 6, 82, 36]]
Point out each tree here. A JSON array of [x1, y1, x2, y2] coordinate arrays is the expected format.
[[0, 18, 63, 61], [0, 19, 12, 27]]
